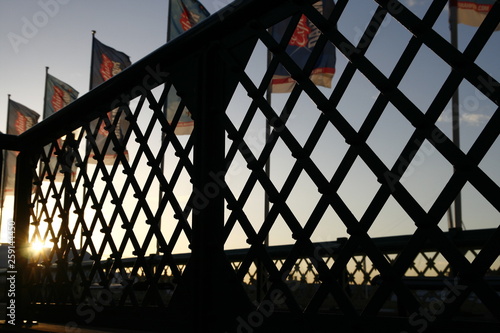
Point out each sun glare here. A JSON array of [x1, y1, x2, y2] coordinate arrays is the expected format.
[[30, 240, 50, 253]]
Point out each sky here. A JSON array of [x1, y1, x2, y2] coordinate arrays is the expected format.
[[0, 0, 499, 257]]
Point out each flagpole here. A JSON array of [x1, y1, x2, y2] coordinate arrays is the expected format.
[[449, 0, 463, 230], [43, 67, 49, 119], [89, 30, 96, 91], [0, 94, 12, 236], [157, 2, 173, 255], [255, 28, 273, 302], [82, 30, 96, 250], [265, 48, 271, 249]]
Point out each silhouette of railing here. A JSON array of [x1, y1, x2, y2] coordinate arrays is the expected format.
[[2, 0, 500, 332]]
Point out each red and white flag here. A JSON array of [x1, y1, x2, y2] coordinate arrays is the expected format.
[[3, 99, 40, 194], [454, 0, 500, 30]]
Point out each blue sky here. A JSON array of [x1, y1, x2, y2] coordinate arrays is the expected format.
[[0, 1, 498, 254]]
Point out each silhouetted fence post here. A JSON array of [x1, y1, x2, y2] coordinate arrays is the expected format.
[[168, 41, 253, 332], [13, 149, 38, 326]]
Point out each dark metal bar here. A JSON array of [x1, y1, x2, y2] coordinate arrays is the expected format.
[[13, 149, 40, 325]]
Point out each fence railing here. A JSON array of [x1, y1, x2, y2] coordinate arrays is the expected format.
[[2, 0, 500, 332]]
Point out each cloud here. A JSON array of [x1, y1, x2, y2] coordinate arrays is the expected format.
[[437, 112, 491, 126], [461, 112, 491, 126], [404, 0, 426, 7]]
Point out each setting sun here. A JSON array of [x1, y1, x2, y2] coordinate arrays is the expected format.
[[30, 240, 50, 253]]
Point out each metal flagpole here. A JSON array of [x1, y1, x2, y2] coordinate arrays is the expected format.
[[89, 30, 96, 91], [449, 0, 463, 230], [256, 28, 273, 302], [157, 1, 173, 254], [265, 45, 271, 248], [43, 67, 49, 118], [0, 94, 12, 235], [81, 30, 96, 250]]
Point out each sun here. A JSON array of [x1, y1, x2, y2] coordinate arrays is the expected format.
[[30, 240, 50, 253]]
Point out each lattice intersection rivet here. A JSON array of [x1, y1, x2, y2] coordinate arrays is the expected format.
[[83, 182, 93, 188], [247, 160, 259, 170], [227, 132, 242, 141], [346, 226, 362, 236], [292, 149, 308, 160], [104, 124, 115, 132], [345, 135, 363, 146], [291, 71, 307, 82], [411, 118, 427, 130], [268, 43, 283, 55], [247, 88, 261, 99], [226, 202, 238, 210], [113, 146, 125, 153], [318, 185, 332, 195]]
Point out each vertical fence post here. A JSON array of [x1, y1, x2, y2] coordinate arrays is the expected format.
[[192, 41, 231, 331], [13, 149, 37, 326], [167, 41, 252, 332], [191, 40, 224, 329]]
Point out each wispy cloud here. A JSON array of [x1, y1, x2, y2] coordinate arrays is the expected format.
[[461, 112, 491, 126], [404, 0, 426, 7], [437, 112, 492, 126]]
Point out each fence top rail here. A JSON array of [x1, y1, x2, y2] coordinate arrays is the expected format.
[[5, 0, 310, 152]]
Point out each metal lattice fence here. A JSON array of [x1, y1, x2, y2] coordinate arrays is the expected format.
[[4, 0, 500, 332]]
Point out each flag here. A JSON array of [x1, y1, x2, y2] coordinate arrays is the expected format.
[[454, 0, 500, 30], [3, 99, 40, 194], [168, 0, 210, 40], [90, 36, 131, 164], [166, 0, 210, 135], [44, 73, 79, 118], [271, 0, 336, 93], [44, 72, 79, 181]]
